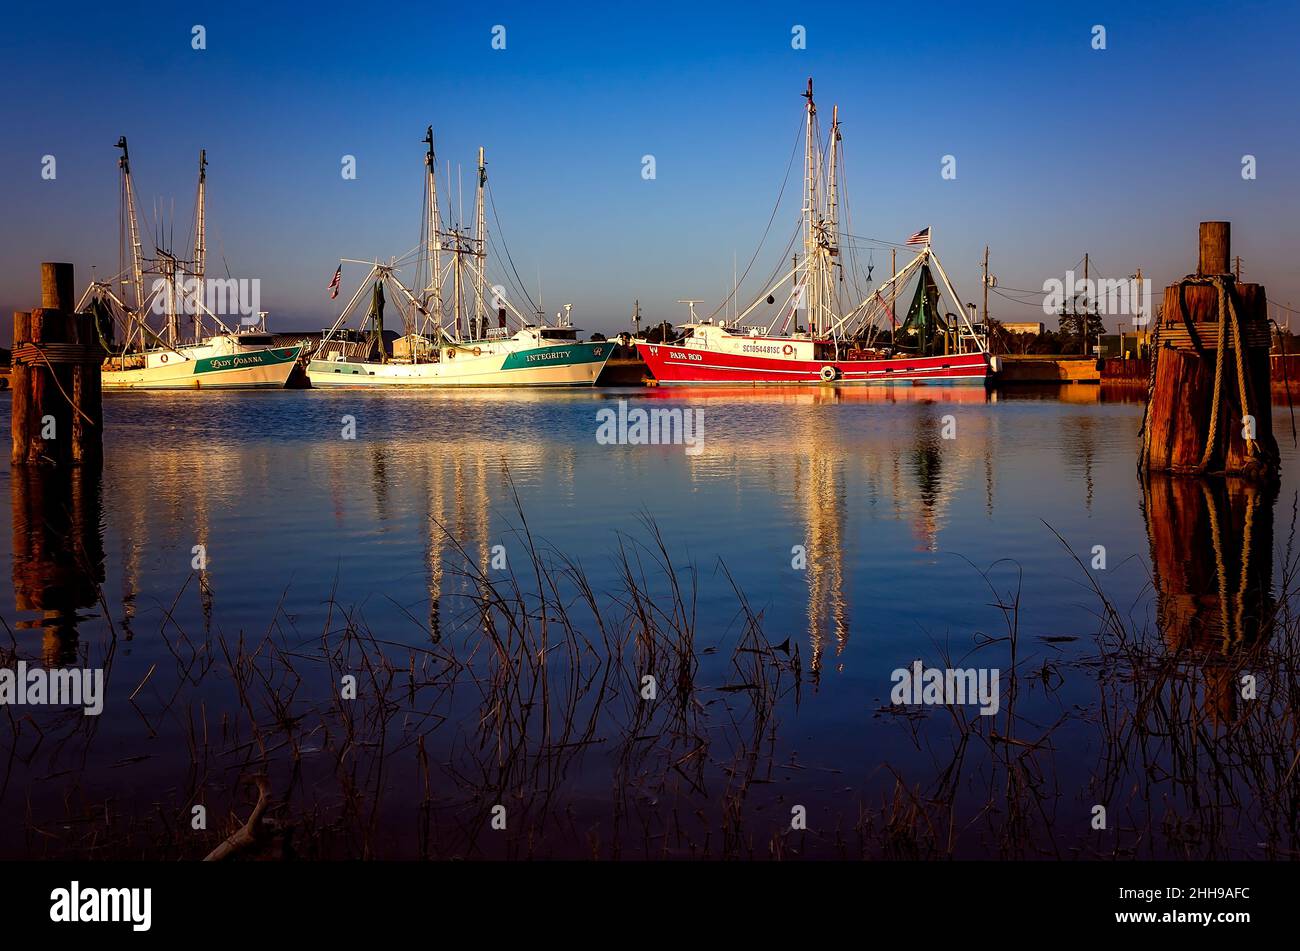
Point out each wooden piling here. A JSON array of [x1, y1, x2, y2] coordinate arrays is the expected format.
[[1139, 223, 1278, 479], [1197, 221, 1231, 277], [9, 263, 103, 467]]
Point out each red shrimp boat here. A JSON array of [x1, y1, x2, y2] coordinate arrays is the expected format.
[[637, 79, 993, 387]]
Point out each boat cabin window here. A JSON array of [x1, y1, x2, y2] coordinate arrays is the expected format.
[[540, 328, 577, 340], [236, 334, 274, 346]]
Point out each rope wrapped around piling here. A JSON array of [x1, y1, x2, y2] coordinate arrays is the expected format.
[[11, 343, 105, 366], [1176, 276, 1266, 475], [10, 343, 100, 426]]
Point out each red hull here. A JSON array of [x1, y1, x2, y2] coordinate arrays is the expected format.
[[637, 343, 990, 385]]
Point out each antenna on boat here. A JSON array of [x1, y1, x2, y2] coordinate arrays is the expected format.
[[677, 299, 703, 323]]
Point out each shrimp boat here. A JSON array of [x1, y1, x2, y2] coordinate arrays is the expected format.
[[81, 138, 301, 390], [637, 80, 992, 386], [307, 128, 612, 388]]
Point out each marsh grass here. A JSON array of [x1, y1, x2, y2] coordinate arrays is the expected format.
[[3, 491, 1300, 860]]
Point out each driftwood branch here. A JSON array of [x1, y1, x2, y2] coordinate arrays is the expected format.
[[202, 775, 272, 862]]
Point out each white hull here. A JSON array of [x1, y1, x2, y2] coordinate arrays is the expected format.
[[102, 338, 302, 390], [307, 338, 611, 388]]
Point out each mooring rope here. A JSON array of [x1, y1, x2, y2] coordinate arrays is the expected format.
[[11, 342, 104, 366], [1195, 282, 1230, 473], [1177, 275, 1266, 475], [10, 343, 98, 427]]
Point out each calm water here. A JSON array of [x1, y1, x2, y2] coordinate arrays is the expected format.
[[1, 385, 1296, 859]]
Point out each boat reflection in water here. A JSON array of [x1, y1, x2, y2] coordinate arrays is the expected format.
[[647, 385, 993, 677]]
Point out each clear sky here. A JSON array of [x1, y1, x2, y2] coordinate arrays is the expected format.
[[2, 0, 1298, 343]]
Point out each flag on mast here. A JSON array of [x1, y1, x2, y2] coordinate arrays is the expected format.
[[328, 265, 342, 299], [906, 227, 930, 247]]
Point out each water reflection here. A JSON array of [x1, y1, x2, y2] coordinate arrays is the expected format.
[[1142, 473, 1276, 724], [4, 388, 1299, 859], [9, 465, 105, 664]]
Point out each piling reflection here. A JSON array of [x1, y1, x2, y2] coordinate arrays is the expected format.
[[1143, 473, 1276, 723], [9, 464, 105, 664]]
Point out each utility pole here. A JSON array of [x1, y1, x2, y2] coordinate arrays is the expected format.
[[1134, 266, 1143, 355], [1233, 255, 1243, 281], [1083, 252, 1090, 352]]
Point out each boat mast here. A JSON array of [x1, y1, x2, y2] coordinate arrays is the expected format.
[[452, 231, 463, 341], [194, 149, 207, 343], [474, 146, 487, 338], [801, 78, 818, 336], [423, 126, 442, 331], [116, 136, 146, 347], [824, 104, 841, 340]]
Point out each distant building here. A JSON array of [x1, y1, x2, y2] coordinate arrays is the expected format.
[[1001, 321, 1045, 335]]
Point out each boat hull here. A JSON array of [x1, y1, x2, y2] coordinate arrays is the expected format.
[[637, 343, 990, 385], [102, 346, 302, 390], [306, 341, 613, 388]]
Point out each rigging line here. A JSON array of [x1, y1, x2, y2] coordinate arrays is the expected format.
[[485, 181, 539, 317], [993, 284, 1051, 295], [703, 112, 805, 324], [838, 233, 924, 251], [1267, 298, 1300, 315], [987, 285, 1050, 301], [486, 228, 531, 314], [990, 287, 1045, 304]]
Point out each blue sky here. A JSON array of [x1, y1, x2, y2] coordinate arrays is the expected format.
[[2, 0, 1298, 341]]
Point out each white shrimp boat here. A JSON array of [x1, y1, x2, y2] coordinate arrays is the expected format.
[[307, 127, 610, 388], [99, 332, 301, 390], [81, 138, 300, 391], [309, 327, 610, 387]]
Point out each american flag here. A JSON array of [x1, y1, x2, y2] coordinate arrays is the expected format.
[[327, 265, 342, 299], [906, 227, 930, 246]]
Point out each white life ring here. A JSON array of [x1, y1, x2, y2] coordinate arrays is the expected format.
[[160, 353, 168, 363], [819, 364, 838, 382]]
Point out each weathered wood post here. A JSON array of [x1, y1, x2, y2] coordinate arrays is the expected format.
[[9, 263, 106, 659], [10, 263, 103, 467], [1138, 223, 1278, 479]]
